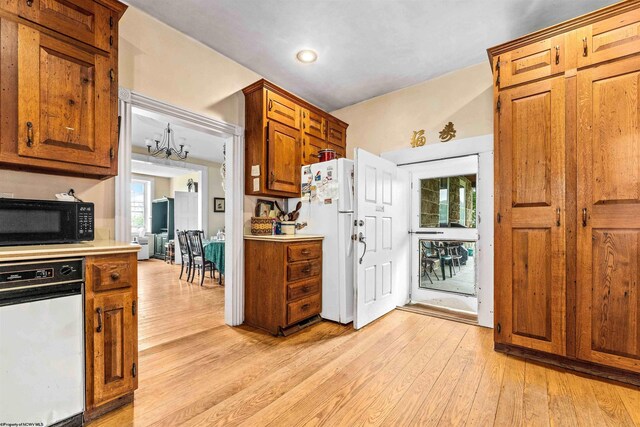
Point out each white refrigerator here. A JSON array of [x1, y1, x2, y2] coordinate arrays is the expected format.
[[294, 158, 355, 324]]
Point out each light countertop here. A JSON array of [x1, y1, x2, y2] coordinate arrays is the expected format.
[[244, 234, 324, 242], [0, 240, 140, 262]]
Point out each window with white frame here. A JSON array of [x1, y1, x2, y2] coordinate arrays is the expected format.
[[131, 179, 152, 234]]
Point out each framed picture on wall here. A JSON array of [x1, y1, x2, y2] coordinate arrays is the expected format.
[[214, 197, 225, 212]]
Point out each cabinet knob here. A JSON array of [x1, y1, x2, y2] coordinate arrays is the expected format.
[[26, 0, 33, 6], [110, 272, 120, 281]]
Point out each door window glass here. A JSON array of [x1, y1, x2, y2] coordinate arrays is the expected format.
[[420, 175, 476, 228], [419, 240, 476, 296]]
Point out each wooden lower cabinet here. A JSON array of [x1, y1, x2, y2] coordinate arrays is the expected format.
[[244, 238, 323, 335], [84, 252, 138, 421]]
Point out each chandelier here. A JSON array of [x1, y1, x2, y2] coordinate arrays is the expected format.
[[145, 123, 190, 160]]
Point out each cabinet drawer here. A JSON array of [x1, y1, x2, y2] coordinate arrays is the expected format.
[[287, 242, 322, 262], [287, 293, 321, 325], [302, 109, 325, 140], [90, 254, 133, 292], [327, 121, 346, 147], [287, 278, 320, 301], [287, 259, 321, 282], [498, 36, 564, 89], [18, 0, 112, 51], [266, 90, 299, 129], [577, 8, 640, 68]]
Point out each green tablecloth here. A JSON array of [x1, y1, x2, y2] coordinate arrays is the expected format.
[[204, 240, 225, 275]]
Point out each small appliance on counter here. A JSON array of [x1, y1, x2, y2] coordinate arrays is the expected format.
[[0, 198, 94, 246], [293, 158, 354, 324]]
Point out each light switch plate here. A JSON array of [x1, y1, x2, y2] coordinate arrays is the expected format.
[[251, 165, 260, 177], [253, 177, 260, 192]]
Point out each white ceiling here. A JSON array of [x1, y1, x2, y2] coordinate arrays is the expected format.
[[125, 0, 615, 111], [132, 109, 226, 164]]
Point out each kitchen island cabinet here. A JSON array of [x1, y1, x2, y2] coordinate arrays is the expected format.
[[244, 235, 324, 335]]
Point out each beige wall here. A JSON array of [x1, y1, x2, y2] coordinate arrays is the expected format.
[[0, 5, 260, 240], [131, 173, 171, 199], [331, 63, 493, 157]]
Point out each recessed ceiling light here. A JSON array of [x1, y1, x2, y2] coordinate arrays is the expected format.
[[296, 49, 318, 63]]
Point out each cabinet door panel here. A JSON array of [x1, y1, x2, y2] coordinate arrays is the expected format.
[[578, 8, 640, 68], [499, 35, 564, 89], [267, 121, 300, 194], [302, 108, 325, 140], [577, 56, 640, 372], [496, 76, 566, 355], [18, 0, 111, 51], [92, 291, 134, 404], [266, 90, 298, 129], [327, 121, 346, 147], [18, 26, 111, 168], [302, 133, 324, 166]]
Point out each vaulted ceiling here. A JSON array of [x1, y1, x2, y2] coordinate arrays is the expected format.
[[125, 0, 615, 111]]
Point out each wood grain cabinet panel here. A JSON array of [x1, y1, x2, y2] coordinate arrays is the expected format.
[[578, 8, 640, 68], [244, 238, 323, 335], [267, 90, 299, 129], [577, 55, 640, 373], [496, 76, 566, 356], [91, 290, 134, 405], [302, 108, 325, 140], [489, 0, 640, 383], [243, 80, 348, 197], [0, 1, 125, 179], [267, 121, 300, 194], [17, 26, 111, 168], [499, 36, 564, 89], [85, 252, 138, 420], [18, 0, 111, 51]]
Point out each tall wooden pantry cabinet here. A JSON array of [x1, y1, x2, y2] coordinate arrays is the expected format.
[[489, 0, 640, 383]]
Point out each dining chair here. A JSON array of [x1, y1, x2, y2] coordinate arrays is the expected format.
[[186, 230, 214, 286], [420, 241, 440, 284], [447, 244, 463, 274], [176, 230, 192, 280]]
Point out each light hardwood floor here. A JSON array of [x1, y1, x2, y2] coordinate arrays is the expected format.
[[90, 259, 640, 427]]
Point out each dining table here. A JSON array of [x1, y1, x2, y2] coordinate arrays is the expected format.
[[203, 239, 225, 283]]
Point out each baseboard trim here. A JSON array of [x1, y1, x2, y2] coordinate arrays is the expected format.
[[83, 392, 134, 423], [495, 343, 640, 387]]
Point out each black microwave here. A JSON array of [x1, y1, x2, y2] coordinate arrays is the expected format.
[[0, 198, 94, 246]]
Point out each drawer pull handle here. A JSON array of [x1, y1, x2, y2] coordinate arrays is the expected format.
[[96, 308, 103, 333], [582, 37, 588, 57], [301, 304, 310, 310], [301, 249, 311, 255], [556, 207, 561, 227], [302, 267, 311, 274], [555, 45, 560, 65], [26, 122, 33, 147], [301, 286, 309, 293], [582, 208, 588, 227], [268, 99, 273, 111], [110, 272, 120, 281]]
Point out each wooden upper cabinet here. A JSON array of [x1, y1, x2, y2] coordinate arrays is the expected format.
[[576, 55, 640, 373], [498, 35, 564, 89], [17, 0, 112, 51], [17, 25, 112, 168], [243, 79, 348, 197], [268, 121, 300, 194], [577, 7, 640, 68], [496, 76, 566, 356], [267, 90, 299, 129], [327, 120, 346, 147], [302, 108, 325, 140]]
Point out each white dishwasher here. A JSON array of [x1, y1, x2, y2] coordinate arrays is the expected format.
[[0, 258, 84, 427]]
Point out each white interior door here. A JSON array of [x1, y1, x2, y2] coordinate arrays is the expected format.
[[354, 149, 410, 329]]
